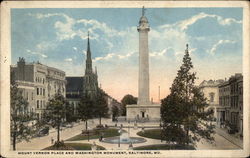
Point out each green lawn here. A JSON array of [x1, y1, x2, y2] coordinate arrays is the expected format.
[[133, 144, 195, 150], [67, 128, 119, 141], [44, 143, 105, 150], [137, 129, 162, 140]]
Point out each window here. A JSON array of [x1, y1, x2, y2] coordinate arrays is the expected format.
[[40, 88, 42, 95], [43, 78, 45, 84], [37, 88, 39, 95], [43, 89, 45, 96], [209, 92, 215, 102], [40, 100, 43, 108], [37, 100, 39, 109], [26, 92, 29, 100]]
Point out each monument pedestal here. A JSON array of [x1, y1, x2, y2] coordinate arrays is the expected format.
[[126, 104, 161, 122]]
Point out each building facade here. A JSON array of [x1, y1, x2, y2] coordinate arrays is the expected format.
[[219, 73, 243, 136], [11, 57, 66, 119], [199, 79, 224, 126]]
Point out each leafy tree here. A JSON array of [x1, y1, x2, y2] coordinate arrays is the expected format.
[[65, 103, 77, 123], [93, 91, 109, 125], [44, 93, 68, 142], [161, 44, 215, 147], [77, 94, 94, 131], [111, 105, 119, 121], [121, 94, 137, 116], [10, 73, 37, 150]]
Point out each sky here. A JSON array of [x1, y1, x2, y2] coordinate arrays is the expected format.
[[11, 8, 243, 102]]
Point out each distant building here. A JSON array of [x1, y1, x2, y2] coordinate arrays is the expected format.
[[219, 73, 243, 136], [66, 33, 121, 118], [11, 57, 66, 119], [199, 79, 224, 126]]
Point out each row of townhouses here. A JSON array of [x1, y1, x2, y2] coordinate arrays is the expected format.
[[11, 34, 121, 120], [199, 73, 243, 136]]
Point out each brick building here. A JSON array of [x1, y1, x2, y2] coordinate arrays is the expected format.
[[11, 57, 66, 119], [219, 73, 243, 136]]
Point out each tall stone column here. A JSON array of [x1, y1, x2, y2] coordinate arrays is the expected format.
[[137, 7, 150, 105]]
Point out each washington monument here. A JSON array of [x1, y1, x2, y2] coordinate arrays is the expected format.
[[126, 7, 160, 121], [137, 6, 150, 105]]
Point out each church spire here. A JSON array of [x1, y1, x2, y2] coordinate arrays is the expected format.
[[85, 31, 93, 74]]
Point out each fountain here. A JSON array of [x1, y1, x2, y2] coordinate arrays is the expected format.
[[102, 130, 146, 144]]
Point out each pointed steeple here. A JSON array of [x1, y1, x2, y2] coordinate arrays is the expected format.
[[87, 31, 91, 59], [85, 31, 93, 74]]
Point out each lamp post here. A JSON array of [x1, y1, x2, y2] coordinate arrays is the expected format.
[[142, 120, 145, 133], [128, 121, 130, 137], [118, 129, 121, 147], [87, 127, 90, 142], [160, 119, 162, 142]]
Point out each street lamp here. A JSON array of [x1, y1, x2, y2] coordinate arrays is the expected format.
[[142, 121, 145, 133], [160, 119, 162, 142], [118, 129, 121, 147], [128, 121, 130, 137], [87, 127, 90, 142]]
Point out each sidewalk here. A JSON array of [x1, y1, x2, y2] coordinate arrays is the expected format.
[[215, 127, 243, 148]]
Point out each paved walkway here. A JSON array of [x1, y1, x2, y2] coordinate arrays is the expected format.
[[16, 118, 241, 150], [215, 127, 243, 148]]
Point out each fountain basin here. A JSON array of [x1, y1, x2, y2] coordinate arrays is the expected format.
[[102, 136, 146, 144]]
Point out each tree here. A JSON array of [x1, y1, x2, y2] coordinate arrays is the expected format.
[[65, 103, 77, 123], [93, 91, 109, 125], [77, 94, 94, 131], [121, 94, 137, 116], [44, 93, 68, 142], [111, 105, 119, 121], [161, 44, 215, 147], [10, 73, 37, 150]]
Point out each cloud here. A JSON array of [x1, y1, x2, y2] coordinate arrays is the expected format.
[[36, 41, 56, 51], [150, 48, 168, 57], [93, 53, 115, 62], [93, 51, 137, 62], [82, 50, 87, 56], [28, 13, 126, 41], [118, 52, 136, 59], [160, 12, 242, 31], [26, 49, 48, 58], [73, 47, 78, 51], [28, 13, 61, 19], [64, 58, 73, 62], [207, 40, 236, 55]]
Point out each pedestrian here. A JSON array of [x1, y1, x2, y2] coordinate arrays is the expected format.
[[51, 137, 54, 144]]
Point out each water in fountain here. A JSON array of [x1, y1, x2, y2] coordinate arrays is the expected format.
[[102, 130, 146, 144], [120, 131, 130, 143]]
